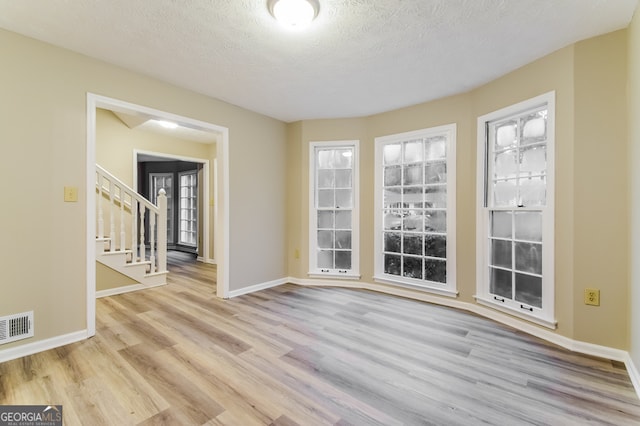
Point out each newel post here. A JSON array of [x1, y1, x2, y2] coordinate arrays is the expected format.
[[157, 188, 167, 273]]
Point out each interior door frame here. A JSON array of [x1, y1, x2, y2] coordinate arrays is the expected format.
[[134, 149, 211, 261], [86, 93, 230, 337]]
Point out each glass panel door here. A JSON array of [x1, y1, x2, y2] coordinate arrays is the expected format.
[[179, 171, 197, 247]]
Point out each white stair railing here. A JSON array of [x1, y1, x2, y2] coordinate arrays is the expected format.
[[96, 164, 167, 274]]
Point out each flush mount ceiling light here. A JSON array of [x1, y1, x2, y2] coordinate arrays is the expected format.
[[268, 0, 320, 29], [154, 119, 178, 129]]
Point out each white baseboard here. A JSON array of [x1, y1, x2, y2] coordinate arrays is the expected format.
[[227, 277, 288, 298], [0, 330, 88, 364], [198, 256, 216, 265], [96, 282, 166, 298], [625, 354, 640, 398]]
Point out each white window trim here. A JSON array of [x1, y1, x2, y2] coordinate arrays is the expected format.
[[373, 124, 457, 296], [475, 91, 556, 329], [308, 140, 360, 279]]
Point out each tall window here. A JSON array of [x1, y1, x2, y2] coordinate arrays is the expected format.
[[476, 92, 556, 328], [150, 173, 174, 244], [374, 124, 456, 296], [309, 141, 359, 278], [179, 171, 197, 246]]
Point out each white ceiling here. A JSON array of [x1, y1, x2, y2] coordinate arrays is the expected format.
[[0, 0, 637, 123]]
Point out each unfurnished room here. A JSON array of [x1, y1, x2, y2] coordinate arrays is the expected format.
[[2, 0, 640, 424]]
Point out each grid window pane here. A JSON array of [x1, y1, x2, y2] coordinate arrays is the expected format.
[[336, 189, 353, 209], [384, 232, 401, 253], [514, 212, 542, 242], [424, 186, 446, 208], [425, 162, 446, 184], [515, 273, 542, 308], [425, 137, 446, 160], [335, 170, 352, 188], [515, 242, 542, 275], [384, 212, 402, 230], [404, 163, 423, 185], [318, 211, 334, 228], [519, 176, 546, 206], [425, 259, 447, 283], [520, 145, 546, 174], [318, 189, 334, 208], [335, 231, 351, 249], [403, 256, 423, 279], [425, 235, 446, 258], [404, 140, 423, 163], [317, 230, 334, 249], [335, 211, 351, 229], [491, 211, 512, 239], [384, 144, 401, 165], [384, 254, 401, 275], [403, 234, 423, 256], [403, 210, 423, 231], [335, 251, 352, 269], [317, 169, 334, 188], [491, 239, 512, 269], [384, 166, 402, 186], [490, 267, 512, 299], [425, 211, 446, 233], [318, 250, 333, 269]]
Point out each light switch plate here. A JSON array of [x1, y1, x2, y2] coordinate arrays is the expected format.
[[64, 186, 78, 202]]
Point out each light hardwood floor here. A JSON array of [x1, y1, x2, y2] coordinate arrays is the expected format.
[[1, 252, 640, 425]]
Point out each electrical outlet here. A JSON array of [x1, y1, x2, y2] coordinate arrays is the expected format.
[[294, 248, 300, 259], [585, 288, 600, 306]]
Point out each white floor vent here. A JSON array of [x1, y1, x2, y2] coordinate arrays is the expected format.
[[0, 311, 34, 345]]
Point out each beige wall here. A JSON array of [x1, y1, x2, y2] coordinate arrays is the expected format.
[[629, 4, 640, 368], [287, 31, 630, 349], [0, 28, 287, 351], [96, 263, 138, 291], [573, 31, 628, 348]]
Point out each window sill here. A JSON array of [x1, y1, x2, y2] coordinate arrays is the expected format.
[[373, 276, 458, 298], [474, 296, 557, 329], [308, 272, 361, 281]]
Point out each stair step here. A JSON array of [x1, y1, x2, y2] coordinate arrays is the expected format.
[[96, 237, 169, 286]]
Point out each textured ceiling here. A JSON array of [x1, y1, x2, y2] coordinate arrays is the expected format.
[[0, 0, 637, 122]]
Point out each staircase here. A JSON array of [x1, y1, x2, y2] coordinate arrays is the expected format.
[[96, 165, 168, 288]]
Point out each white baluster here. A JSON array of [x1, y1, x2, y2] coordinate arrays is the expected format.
[[149, 212, 156, 273], [139, 203, 146, 262], [119, 186, 125, 251], [132, 198, 138, 262], [157, 189, 167, 273], [97, 173, 104, 238], [109, 180, 115, 247]]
